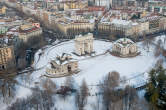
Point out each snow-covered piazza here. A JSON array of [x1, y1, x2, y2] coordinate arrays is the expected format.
[[12, 35, 165, 110], [31, 37, 163, 86], [0, 34, 164, 110], [1, 0, 166, 109]]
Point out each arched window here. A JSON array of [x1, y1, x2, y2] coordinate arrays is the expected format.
[[67, 65, 72, 73]]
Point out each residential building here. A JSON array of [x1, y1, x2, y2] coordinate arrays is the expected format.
[[98, 19, 136, 37], [95, 0, 110, 9], [148, 0, 166, 15], [56, 21, 94, 37], [0, 6, 7, 15], [60, 1, 88, 11], [0, 45, 15, 71], [112, 0, 127, 8], [18, 23, 42, 43]]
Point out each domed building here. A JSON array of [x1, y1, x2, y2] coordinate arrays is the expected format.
[[112, 38, 138, 57]]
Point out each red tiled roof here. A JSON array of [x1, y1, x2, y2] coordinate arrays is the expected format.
[[76, 6, 105, 14], [87, 6, 105, 11], [19, 27, 40, 34]]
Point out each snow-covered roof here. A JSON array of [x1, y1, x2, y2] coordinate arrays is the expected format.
[[114, 38, 135, 48], [89, 18, 95, 23], [51, 53, 77, 65], [111, 19, 132, 26], [100, 21, 111, 25], [75, 33, 93, 40]]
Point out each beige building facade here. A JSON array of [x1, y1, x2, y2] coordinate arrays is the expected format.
[[112, 38, 138, 56], [62, 1, 88, 11], [56, 22, 94, 37], [75, 33, 93, 55], [0, 46, 15, 71], [18, 24, 42, 43], [46, 54, 78, 75]]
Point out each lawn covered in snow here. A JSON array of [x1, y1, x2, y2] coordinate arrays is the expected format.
[[30, 36, 165, 87], [2, 35, 166, 110]]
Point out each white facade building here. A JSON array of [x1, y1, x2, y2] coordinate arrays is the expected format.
[[46, 54, 78, 75], [112, 38, 138, 56], [75, 33, 93, 56]]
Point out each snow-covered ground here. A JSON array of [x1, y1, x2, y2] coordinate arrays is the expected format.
[[30, 36, 166, 87], [2, 35, 166, 110], [23, 36, 166, 110]]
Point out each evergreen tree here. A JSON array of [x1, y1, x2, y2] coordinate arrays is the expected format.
[[145, 65, 166, 110], [157, 66, 166, 110]]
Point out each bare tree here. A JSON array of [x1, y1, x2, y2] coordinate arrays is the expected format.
[[143, 37, 154, 52], [155, 58, 164, 68], [58, 77, 75, 101], [108, 71, 120, 88], [17, 57, 26, 69], [100, 71, 120, 110], [154, 39, 163, 57], [7, 88, 54, 110], [142, 31, 155, 52], [65, 76, 75, 89], [96, 91, 102, 110], [133, 31, 139, 42], [75, 91, 82, 110], [123, 85, 138, 110], [77, 79, 89, 110], [121, 76, 127, 84], [41, 78, 56, 94]]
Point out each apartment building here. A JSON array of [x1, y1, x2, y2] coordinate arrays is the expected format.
[[0, 45, 15, 71], [18, 23, 42, 43]]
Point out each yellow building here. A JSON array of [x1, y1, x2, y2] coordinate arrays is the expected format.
[[140, 10, 147, 18], [63, 1, 88, 10], [56, 21, 94, 37], [0, 46, 15, 71], [18, 24, 42, 43], [138, 21, 149, 35], [0, 6, 7, 14], [159, 17, 166, 30]]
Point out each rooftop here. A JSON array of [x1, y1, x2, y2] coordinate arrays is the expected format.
[[114, 38, 135, 47], [51, 53, 76, 65]]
